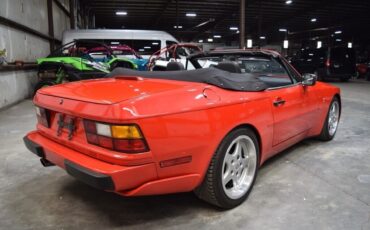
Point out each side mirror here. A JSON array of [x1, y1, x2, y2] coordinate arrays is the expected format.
[[302, 73, 317, 86]]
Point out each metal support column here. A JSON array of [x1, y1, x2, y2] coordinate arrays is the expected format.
[[69, 0, 75, 29], [176, 0, 179, 39], [47, 0, 55, 51], [239, 0, 245, 49]]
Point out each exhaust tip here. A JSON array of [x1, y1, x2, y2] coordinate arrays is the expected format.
[[40, 158, 55, 167]]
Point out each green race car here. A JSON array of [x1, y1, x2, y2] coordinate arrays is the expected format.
[[35, 40, 138, 93]]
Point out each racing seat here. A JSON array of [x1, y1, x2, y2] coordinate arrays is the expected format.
[[214, 61, 242, 73], [166, 62, 185, 71]]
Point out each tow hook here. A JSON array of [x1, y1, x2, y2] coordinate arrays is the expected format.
[[40, 158, 55, 167]]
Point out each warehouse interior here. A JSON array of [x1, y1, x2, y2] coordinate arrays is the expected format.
[[0, 0, 369, 229]]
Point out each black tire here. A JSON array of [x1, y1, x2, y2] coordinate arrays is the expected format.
[[194, 128, 259, 209], [34, 80, 55, 96], [318, 97, 341, 141]]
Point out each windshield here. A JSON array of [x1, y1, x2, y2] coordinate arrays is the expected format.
[[194, 55, 286, 73], [191, 54, 293, 86]]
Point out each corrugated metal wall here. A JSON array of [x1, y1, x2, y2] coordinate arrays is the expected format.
[[0, 0, 71, 109]]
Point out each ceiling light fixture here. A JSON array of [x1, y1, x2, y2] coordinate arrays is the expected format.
[[279, 28, 287, 32], [283, 40, 289, 49], [259, 36, 266, 39], [285, 0, 293, 5], [247, 39, 253, 48], [186, 13, 197, 17], [317, 41, 322, 49], [311, 18, 317, 22], [213, 35, 222, 38], [116, 11, 127, 15], [334, 30, 342, 34], [174, 25, 183, 29]]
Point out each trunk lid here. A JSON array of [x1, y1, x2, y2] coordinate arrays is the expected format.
[[38, 77, 187, 104]]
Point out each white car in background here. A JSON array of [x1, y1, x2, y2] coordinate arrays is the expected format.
[[62, 29, 179, 59]]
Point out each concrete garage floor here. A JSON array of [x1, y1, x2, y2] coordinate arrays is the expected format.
[[0, 80, 370, 230]]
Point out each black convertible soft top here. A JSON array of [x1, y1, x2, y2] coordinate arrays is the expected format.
[[106, 67, 268, 92]]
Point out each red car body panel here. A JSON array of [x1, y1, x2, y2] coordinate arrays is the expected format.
[[26, 60, 340, 196]]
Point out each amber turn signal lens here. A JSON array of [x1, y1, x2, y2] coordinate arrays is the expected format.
[[111, 125, 142, 139]]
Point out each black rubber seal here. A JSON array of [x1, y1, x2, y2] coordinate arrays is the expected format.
[[23, 136, 45, 158], [64, 160, 115, 191]]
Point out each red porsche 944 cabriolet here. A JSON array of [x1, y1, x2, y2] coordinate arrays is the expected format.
[[24, 50, 341, 209]]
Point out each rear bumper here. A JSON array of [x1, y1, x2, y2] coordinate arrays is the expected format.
[[64, 160, 115, 190], [25, 135, 114, 190], [24, 131, 157, 192], [23, 136, 44, 158], [24, 131, 201, 195]]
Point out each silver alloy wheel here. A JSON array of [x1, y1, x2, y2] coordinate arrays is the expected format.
[[328, 101, 340, 136], [221, 135, 257, 200]]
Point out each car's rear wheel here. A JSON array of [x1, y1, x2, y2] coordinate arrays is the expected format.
[[318, 97, 341, 141], [194, 128, 259, 209]]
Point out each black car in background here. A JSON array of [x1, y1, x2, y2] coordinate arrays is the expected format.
[[290, 47, 356, 81]]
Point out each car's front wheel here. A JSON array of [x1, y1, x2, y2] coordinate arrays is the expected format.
[[195, 128, 259, 209], [318, 97, 341, 141]]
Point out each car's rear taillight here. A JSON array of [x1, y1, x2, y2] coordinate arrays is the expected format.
[[325, 59, 331, 67], [35, 106, 50, 127], [83, 120, 149, 153]]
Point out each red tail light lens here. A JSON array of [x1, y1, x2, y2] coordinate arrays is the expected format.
[[98, 135, 114, 149], [83, 120, 149, 153], [84, 120, 97, 133], [113, 139, 148, 152], [86, 133, 99, 144], [35, 106, 50, 127]]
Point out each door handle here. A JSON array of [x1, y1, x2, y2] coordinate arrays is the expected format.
[[273, 98, 286, 107]]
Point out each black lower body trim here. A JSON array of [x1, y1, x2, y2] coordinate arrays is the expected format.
[[64, 160, 115, 191], [23, 136, 45, 157]]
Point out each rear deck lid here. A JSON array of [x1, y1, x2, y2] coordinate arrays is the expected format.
[[38, 77, 188, 104]]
